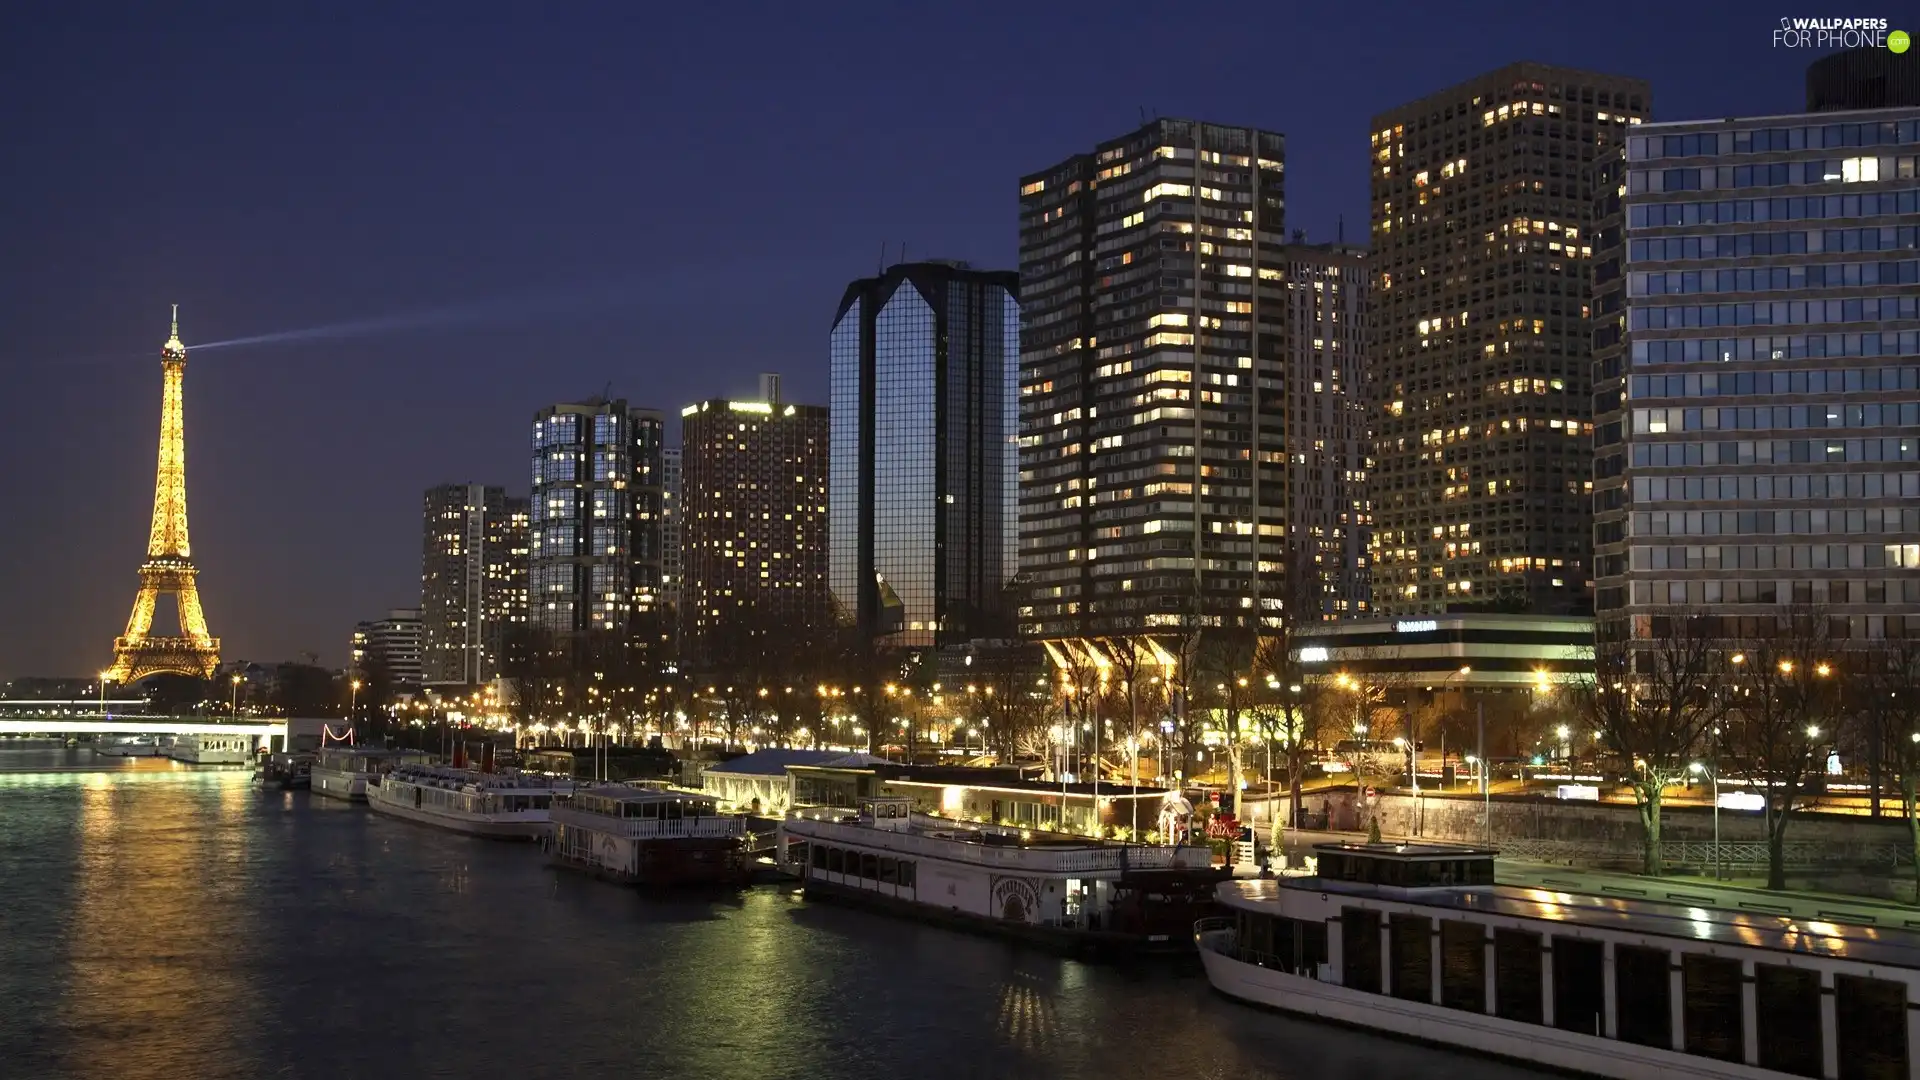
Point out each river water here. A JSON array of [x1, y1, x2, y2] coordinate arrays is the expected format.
[[0, 747, 1554, 1080]]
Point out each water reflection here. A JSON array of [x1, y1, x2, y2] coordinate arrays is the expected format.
[[0, 754, 1565, 1080]]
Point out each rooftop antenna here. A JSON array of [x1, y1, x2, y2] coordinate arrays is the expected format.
[[901, 242, 907, 266], [878, 241, 886, 273], [170, 303, 179, 338]]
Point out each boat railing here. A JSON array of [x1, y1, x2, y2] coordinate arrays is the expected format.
[[785, 812, 1212, 874], [550, 806, 744, 839]]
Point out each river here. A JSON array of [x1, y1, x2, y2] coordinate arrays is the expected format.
[[0, 747, 1554, 1080]]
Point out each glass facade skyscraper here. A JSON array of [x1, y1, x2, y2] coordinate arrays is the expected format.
[[528, 400, 664, 643], [829, 261, 1020, 648], [1592, 107, 1920, 644]]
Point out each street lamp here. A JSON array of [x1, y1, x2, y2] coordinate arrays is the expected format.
[[350, 679, 362, 723], [230, 673, 243, 719], [97, 671, 112, 719], [1690, 761, 1721, 881]]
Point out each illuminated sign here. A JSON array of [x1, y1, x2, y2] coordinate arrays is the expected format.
[[1555, 784, 1600, 802], [1299, 647, 1329, 662], [1395, 620, 1438, 633], [1716, 791, 1764, 812]]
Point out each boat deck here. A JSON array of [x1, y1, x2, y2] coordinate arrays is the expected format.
[[1220, 875, 1920, 967]]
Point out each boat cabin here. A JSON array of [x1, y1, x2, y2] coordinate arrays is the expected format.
[[567, 786, 723, 821], [1209, 842, 1920, 1079]]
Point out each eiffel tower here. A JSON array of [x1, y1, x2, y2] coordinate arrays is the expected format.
[[105, 306, 221, 683]]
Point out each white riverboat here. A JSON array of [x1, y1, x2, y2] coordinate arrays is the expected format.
[[165, 733, 256, 764], [94, 736, 160, 757], [368, 764, 572, 840], [310, 747, 430, 802], [778, 797, 1224, 955], [1197, 841, 1920, 1080], [548, 785, 750, 885]]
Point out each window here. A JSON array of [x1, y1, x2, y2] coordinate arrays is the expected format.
[[1683, 954, 1743, 1063], [1614, 945, 1672, 1048], [1389, 914, 1432, 1002], [1341, 907, 1381, 994], [1756, 964, 1822, 1077], [1494, 929, 1543, 1024], [1439, 921, 1486, 1012], [1552, 936, 1604, 1036]]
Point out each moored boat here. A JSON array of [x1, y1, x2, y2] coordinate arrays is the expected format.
[[778, 796, 1225, 956], [165, 732, 256, 765], [252, 752, 313, 790], [368, 764, 572, 840], [1196, 841, 1920, 1080], [94, 736, 160, 757], [310, 747, 431, 802], [547, 785, 749, 885]]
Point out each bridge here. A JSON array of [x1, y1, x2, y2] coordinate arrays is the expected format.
[[0, 712, 339, 752]]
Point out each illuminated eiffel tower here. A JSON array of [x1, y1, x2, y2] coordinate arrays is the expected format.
[[105, 306, 221, 683]]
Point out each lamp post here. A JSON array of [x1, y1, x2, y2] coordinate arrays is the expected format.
[[230, 673, 243, 719], [97, 671, 111, 720], [349, 679, 362, 725], [1690, 761, 1720, 881]]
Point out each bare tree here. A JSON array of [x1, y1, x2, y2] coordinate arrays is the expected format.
[[1724, 610, 1846, 890], [1861, 636, 1920, 903], [1569, 612, 1728, 876]]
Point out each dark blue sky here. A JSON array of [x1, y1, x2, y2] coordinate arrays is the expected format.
[[0, 1, 1823, 676]]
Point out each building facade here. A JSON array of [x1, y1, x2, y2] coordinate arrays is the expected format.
[[830, 261, 1021, 648], [1592, 107, 1920, 644], [351, 607, 424, 687], [528, 400, 665, 645], [420, 483, 526, 684], [1017, 118, 1293, 641], [661, 446, 683, 622], [1276, 243, 1374, 618], [1368, 62, 1648, 616], [680, 380, 830, 668]]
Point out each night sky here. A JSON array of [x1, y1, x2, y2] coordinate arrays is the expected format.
[[0, 1, 1822, 677]]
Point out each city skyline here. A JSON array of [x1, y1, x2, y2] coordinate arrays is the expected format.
[[0, 3, 1835, 674]]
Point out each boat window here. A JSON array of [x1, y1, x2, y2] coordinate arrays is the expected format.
[[1340, 907, 1382, 994], [1836, 974, 1909, 1080], [1494, 929, 1544, 1024], [811, 845, 827, 870], [879, 857, 896, 884], [826, 848, 844, 874], [897, 860, 915, 889], [642, 803, 658, 819], [1614, 944, 1672, 1048], [859, 853, 878, 879], [1755, 964, 1822, 1078], [1388, 914, 1432, 1002], [1300, 919, 1328, 974], [1552, 936, 1605, 1037], [668, 801, 684, 820], [1682, 953, 1743, 1063], [1439, 920, 1485, 1012]]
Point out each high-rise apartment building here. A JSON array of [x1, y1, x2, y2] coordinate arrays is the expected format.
[[1592, 107, 1920, 644], [680, 379, 829, 667], [1276, 243, 1374, 617], [1368, 62, 1648, 615], [1021, 118, 1354, 640], [661, 446, 683, 619], [352, 607, 424, 687], [420, 483, 525, 684], [830, 261, 1021, 648], [528, 399, 665, 644]]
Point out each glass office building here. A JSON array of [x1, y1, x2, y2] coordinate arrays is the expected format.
[[829, 261, 1020, 648], [420, 483, 526, 684], [528, 399, 664, 641], [1592, 107, 1920, 643]]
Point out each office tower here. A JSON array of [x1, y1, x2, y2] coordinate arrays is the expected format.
[[1807, 46, 1920, 112], [351, 608, 424, 687], [1018, 118, 1292, 641], [1592, 106, 1920, 644], [830, 260, 1020, 648], [1276, 243, 1374, 617], [528, 399, 665, 645], [661, 447, 683, 619], [1368, 62, 1648, 615], [420, 483, 525, 684], [680, 379, 830, 667]]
